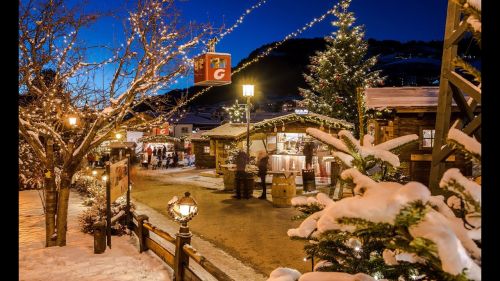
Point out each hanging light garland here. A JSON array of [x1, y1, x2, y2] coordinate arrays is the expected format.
[[160, 3, 338, 121]]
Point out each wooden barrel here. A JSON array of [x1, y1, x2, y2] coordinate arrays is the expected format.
[[271, 175, 296, 208]]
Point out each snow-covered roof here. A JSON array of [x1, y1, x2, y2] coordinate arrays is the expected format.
[[364, 87, 470, 110], [187, 130, 209, 141], [253, 112, 353, 130], [202, 112, 353, 139], [201, 123, 249, 139]]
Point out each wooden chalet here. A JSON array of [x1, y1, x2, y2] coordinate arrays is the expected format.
[[364, 87, 479, 185]]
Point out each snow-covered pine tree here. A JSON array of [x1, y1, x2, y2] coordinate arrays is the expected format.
[[306, 128, 417, 183], [299, 0, 383, 137], [268, 129, 481, 281]]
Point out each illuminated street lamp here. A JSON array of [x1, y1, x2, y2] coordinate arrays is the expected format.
[[167, 191, 198, 227], [242, 84, 254, 161], [115, 132, 122, 140], [101, 174, 108, 182], [167, 191, 198, 281], [92, 170, 98, 177]]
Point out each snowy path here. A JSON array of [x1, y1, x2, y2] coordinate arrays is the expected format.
[[132, 198, 268, 281], [19, 190, 172, 281]]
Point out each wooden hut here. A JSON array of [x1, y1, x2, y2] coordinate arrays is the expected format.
[[364, 87, 479, 185], [200, 111, 353, 175]]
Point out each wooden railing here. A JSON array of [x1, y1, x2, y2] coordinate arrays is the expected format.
[[130, 211, 235, 281]]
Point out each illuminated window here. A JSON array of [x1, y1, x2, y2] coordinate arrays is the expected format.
[[421, 129, 435, 148], [204, 146, 210, 154], [210, 58, 226, 68]]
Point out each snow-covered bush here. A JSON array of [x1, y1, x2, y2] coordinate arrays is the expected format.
[[19, 139, 44, 190], [75, 172, 134, 235]]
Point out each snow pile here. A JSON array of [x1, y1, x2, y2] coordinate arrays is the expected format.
[[409, 211, 481, 280], [440, 168, 481, 207], [447, 128, 481, 158], [19, 190, 171, 281], [332, 151, 354, 167], [316, 169, 430, 233], [266, 267, 301, 281], [467, 15, 481, 33], [307, 128, 417, 169], [292, 193, 334, 208], [374, 134, 418, 151], [467, 0, 481, 11], [287, 210, 324, 238], [305, 128, 349, 153]]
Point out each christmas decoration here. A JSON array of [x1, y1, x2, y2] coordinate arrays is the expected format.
[[224, 100, 246, 123], [299, 0, 383, 137]]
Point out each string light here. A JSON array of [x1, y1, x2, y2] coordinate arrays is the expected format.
[[160, 3, 338, 122]]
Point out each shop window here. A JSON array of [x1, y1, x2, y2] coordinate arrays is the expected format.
[[210, 58, 226, 68], [181, 127, 189, 134], [276, 133, 306, 154], [421, 128, 435, 148], [204, 146, 210, 154]]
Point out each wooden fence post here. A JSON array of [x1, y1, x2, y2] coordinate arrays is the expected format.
[[93, 221, 106, 254], [174, 224, 192, 281], [136, 214, 149, 253]]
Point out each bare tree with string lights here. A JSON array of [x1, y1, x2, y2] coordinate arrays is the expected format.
[[19, 0, 212, 247]]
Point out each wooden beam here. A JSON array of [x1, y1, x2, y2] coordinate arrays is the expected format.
[[450, 83, 475, 122], [145, 237, 175, 267], [445, 20, 469, 47], [450, 84, 481, 140], [143, 222, 176, 244], [447, 71, 482, 103], [432, 114, 481, 165], [183, 245, 235, 281], [429, 0, 461, 191]]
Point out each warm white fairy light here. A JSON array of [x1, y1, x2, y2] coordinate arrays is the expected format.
[[162, 3, 337, 120]]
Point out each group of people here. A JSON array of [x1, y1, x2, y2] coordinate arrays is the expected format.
[[145, 145, 179, 169], [86, 152, 109, 168], [233, 150, 269, 200]]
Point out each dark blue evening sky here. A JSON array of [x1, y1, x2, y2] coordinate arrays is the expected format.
[[77, 0, 448, 90]]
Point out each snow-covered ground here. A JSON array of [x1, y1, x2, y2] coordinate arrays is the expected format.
[[19, 190, 172, 281], [132, 198, 268, 281]]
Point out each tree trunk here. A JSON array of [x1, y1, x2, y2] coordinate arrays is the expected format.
[[45, 138, 57, 247], [55, 172, 73, 246]]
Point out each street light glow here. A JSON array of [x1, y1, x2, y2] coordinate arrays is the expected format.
[[242, 84, 254, 97], [68, 117, 77, 126], [115, 133, 122, 140]]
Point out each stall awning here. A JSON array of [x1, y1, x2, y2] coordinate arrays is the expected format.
[[137, 135, 181, 143]]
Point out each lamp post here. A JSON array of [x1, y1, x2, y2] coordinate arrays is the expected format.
[[167, 192, 198, 281], [242, 84, 254, 162]]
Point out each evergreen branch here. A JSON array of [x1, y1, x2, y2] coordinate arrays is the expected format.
[[394, 201, 429, 227], [453, 58, 481, 84]]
